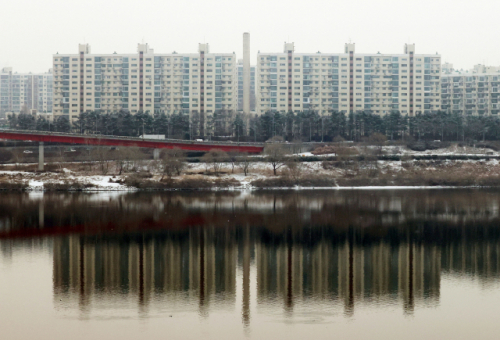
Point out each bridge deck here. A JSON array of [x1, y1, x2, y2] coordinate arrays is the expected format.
[[0, 130, 264, 153]]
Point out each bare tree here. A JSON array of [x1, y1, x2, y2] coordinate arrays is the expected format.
[[91, 146, 111, 175], [54, 146, 66, 170], [114, 148, 128, 175], [126, 147, 144, 172], [201, 149, 228, 176], [284, 156, 304, 183], [238, 153, 253, 176], [227, 152, 239, 173], [334, 146, 359, 171], [265, 143, 287, 176], [83, 139, 93, 172], [11, 149, 25, 170], [368, 132, 387, 156], [161, 147, 186, 180]]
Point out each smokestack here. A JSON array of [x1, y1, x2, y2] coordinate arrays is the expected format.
[[243, 32, 250, 114]]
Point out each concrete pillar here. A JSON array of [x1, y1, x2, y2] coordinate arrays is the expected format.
[[38, 142, 44, 171], [153, 148, 160, 160], [243, 32, 251, 114]]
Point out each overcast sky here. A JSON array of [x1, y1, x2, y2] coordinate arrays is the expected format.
[[1, 0, 498, 73]]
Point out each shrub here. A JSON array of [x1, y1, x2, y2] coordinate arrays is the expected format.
[[44, 181, 96, 191], [123, 175, 241, 190], [201, 149, 229, 175], [0, 181, 29, 191]]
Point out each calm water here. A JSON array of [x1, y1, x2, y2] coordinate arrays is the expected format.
[[1, 190, 500, 339]]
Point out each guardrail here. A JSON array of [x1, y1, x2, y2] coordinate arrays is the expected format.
[[0, 129, 265, 154], [0, 129, 267, 146]]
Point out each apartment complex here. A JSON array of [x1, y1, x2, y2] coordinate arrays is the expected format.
[[0, 67, 53, 117], [237, 59, 256, 111], [256, 43, 441, 116], [52, 44, 238, 131], [441, 71, 500, 115]]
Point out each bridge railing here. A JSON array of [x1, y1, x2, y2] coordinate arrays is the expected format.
[[0, 129, 267, 147]]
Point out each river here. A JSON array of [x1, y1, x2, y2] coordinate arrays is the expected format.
[[0, 190, 499, 339]]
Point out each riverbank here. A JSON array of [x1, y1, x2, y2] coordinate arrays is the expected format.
[[1, 157, 500, 191]]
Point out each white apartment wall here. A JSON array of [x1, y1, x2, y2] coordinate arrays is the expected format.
[[0, 68, 53, 116], [52, 45, 237, 128], [472, 64, 500, 74], [441, 73, 500, 115], [256, 45, 441, 116]]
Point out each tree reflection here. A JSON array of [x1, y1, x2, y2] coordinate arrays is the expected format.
[[0, 190, 499, 324]]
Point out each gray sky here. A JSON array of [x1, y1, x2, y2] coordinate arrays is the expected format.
[[1, 0, 498, 73]]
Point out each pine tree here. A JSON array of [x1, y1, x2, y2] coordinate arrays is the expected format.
[[232, 113, 245, 142], [55, 116, 71, 132]]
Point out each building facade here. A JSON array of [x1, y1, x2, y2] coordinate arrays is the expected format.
[[52, 44, 238, 131], [237, 59, 255, 111], [0, 67, 53, 117], [441, 72, 500, 115], [256, 43, 441, 116]]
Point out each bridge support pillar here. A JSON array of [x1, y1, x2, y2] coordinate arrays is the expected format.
[[153, 148, 160, 160], [38, 142, 44, 171]]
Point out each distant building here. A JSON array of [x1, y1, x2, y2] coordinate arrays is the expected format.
[[237, 59, 256, 111], [52, 43, 238, 135], [442, 62, 454, 75], [256, 42, 441, 116], [0, 67, 53, 118], [471, 64, 500, 74], [441, 71, 500, 115]]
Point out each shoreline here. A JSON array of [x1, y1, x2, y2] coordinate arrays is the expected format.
[[0, 182, 492, 192], [2, 153, 500, 191]]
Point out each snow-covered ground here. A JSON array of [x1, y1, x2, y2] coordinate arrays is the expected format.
[[0, 169, 136, 191], [0, 156, 491, 191], [378, 144, 499, 156], [0, 143, 499, 191], [304, 144, 500, 158]]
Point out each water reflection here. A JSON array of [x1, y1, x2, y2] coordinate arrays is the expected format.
[[1, 190, 500, 324]]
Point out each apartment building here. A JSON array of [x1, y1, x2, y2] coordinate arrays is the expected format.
[[237, 59, 256, 111], [442, 62, 454, 75], [0, 67, 53, 117], [441, 71, 500, 115], [52, 44, 238, 131], [256, 43, 441, 116]]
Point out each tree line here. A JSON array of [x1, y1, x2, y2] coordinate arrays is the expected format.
[[8, 109, 500, 142], [250, 110, 500, 143]]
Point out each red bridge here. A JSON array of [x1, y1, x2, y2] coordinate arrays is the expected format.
[[0, 129, 264, 154]]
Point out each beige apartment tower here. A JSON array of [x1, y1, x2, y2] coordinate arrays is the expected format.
[[256, 42, 441, 116], [52, 43, 238, 134], [243, 32, 251, 114]]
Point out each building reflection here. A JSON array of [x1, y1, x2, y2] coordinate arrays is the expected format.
[[0, 190, 499, 323], [51, 223, 500, 319], [255, 232, 441, 316], [53, 229, 237, 314]]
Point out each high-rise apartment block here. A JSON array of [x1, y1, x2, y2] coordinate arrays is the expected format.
[[52, 43, 238, 127], [0, 67, 53, 117], [237, 60, 255, 111], [7, 34, 500, 123], [256, 43, 441, 115], [441, 69, 500, 115]]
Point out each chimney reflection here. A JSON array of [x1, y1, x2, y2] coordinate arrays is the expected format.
[[242, 226, 251, 328]]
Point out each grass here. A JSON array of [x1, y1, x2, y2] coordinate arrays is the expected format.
[[123, 175, 241, 190]]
